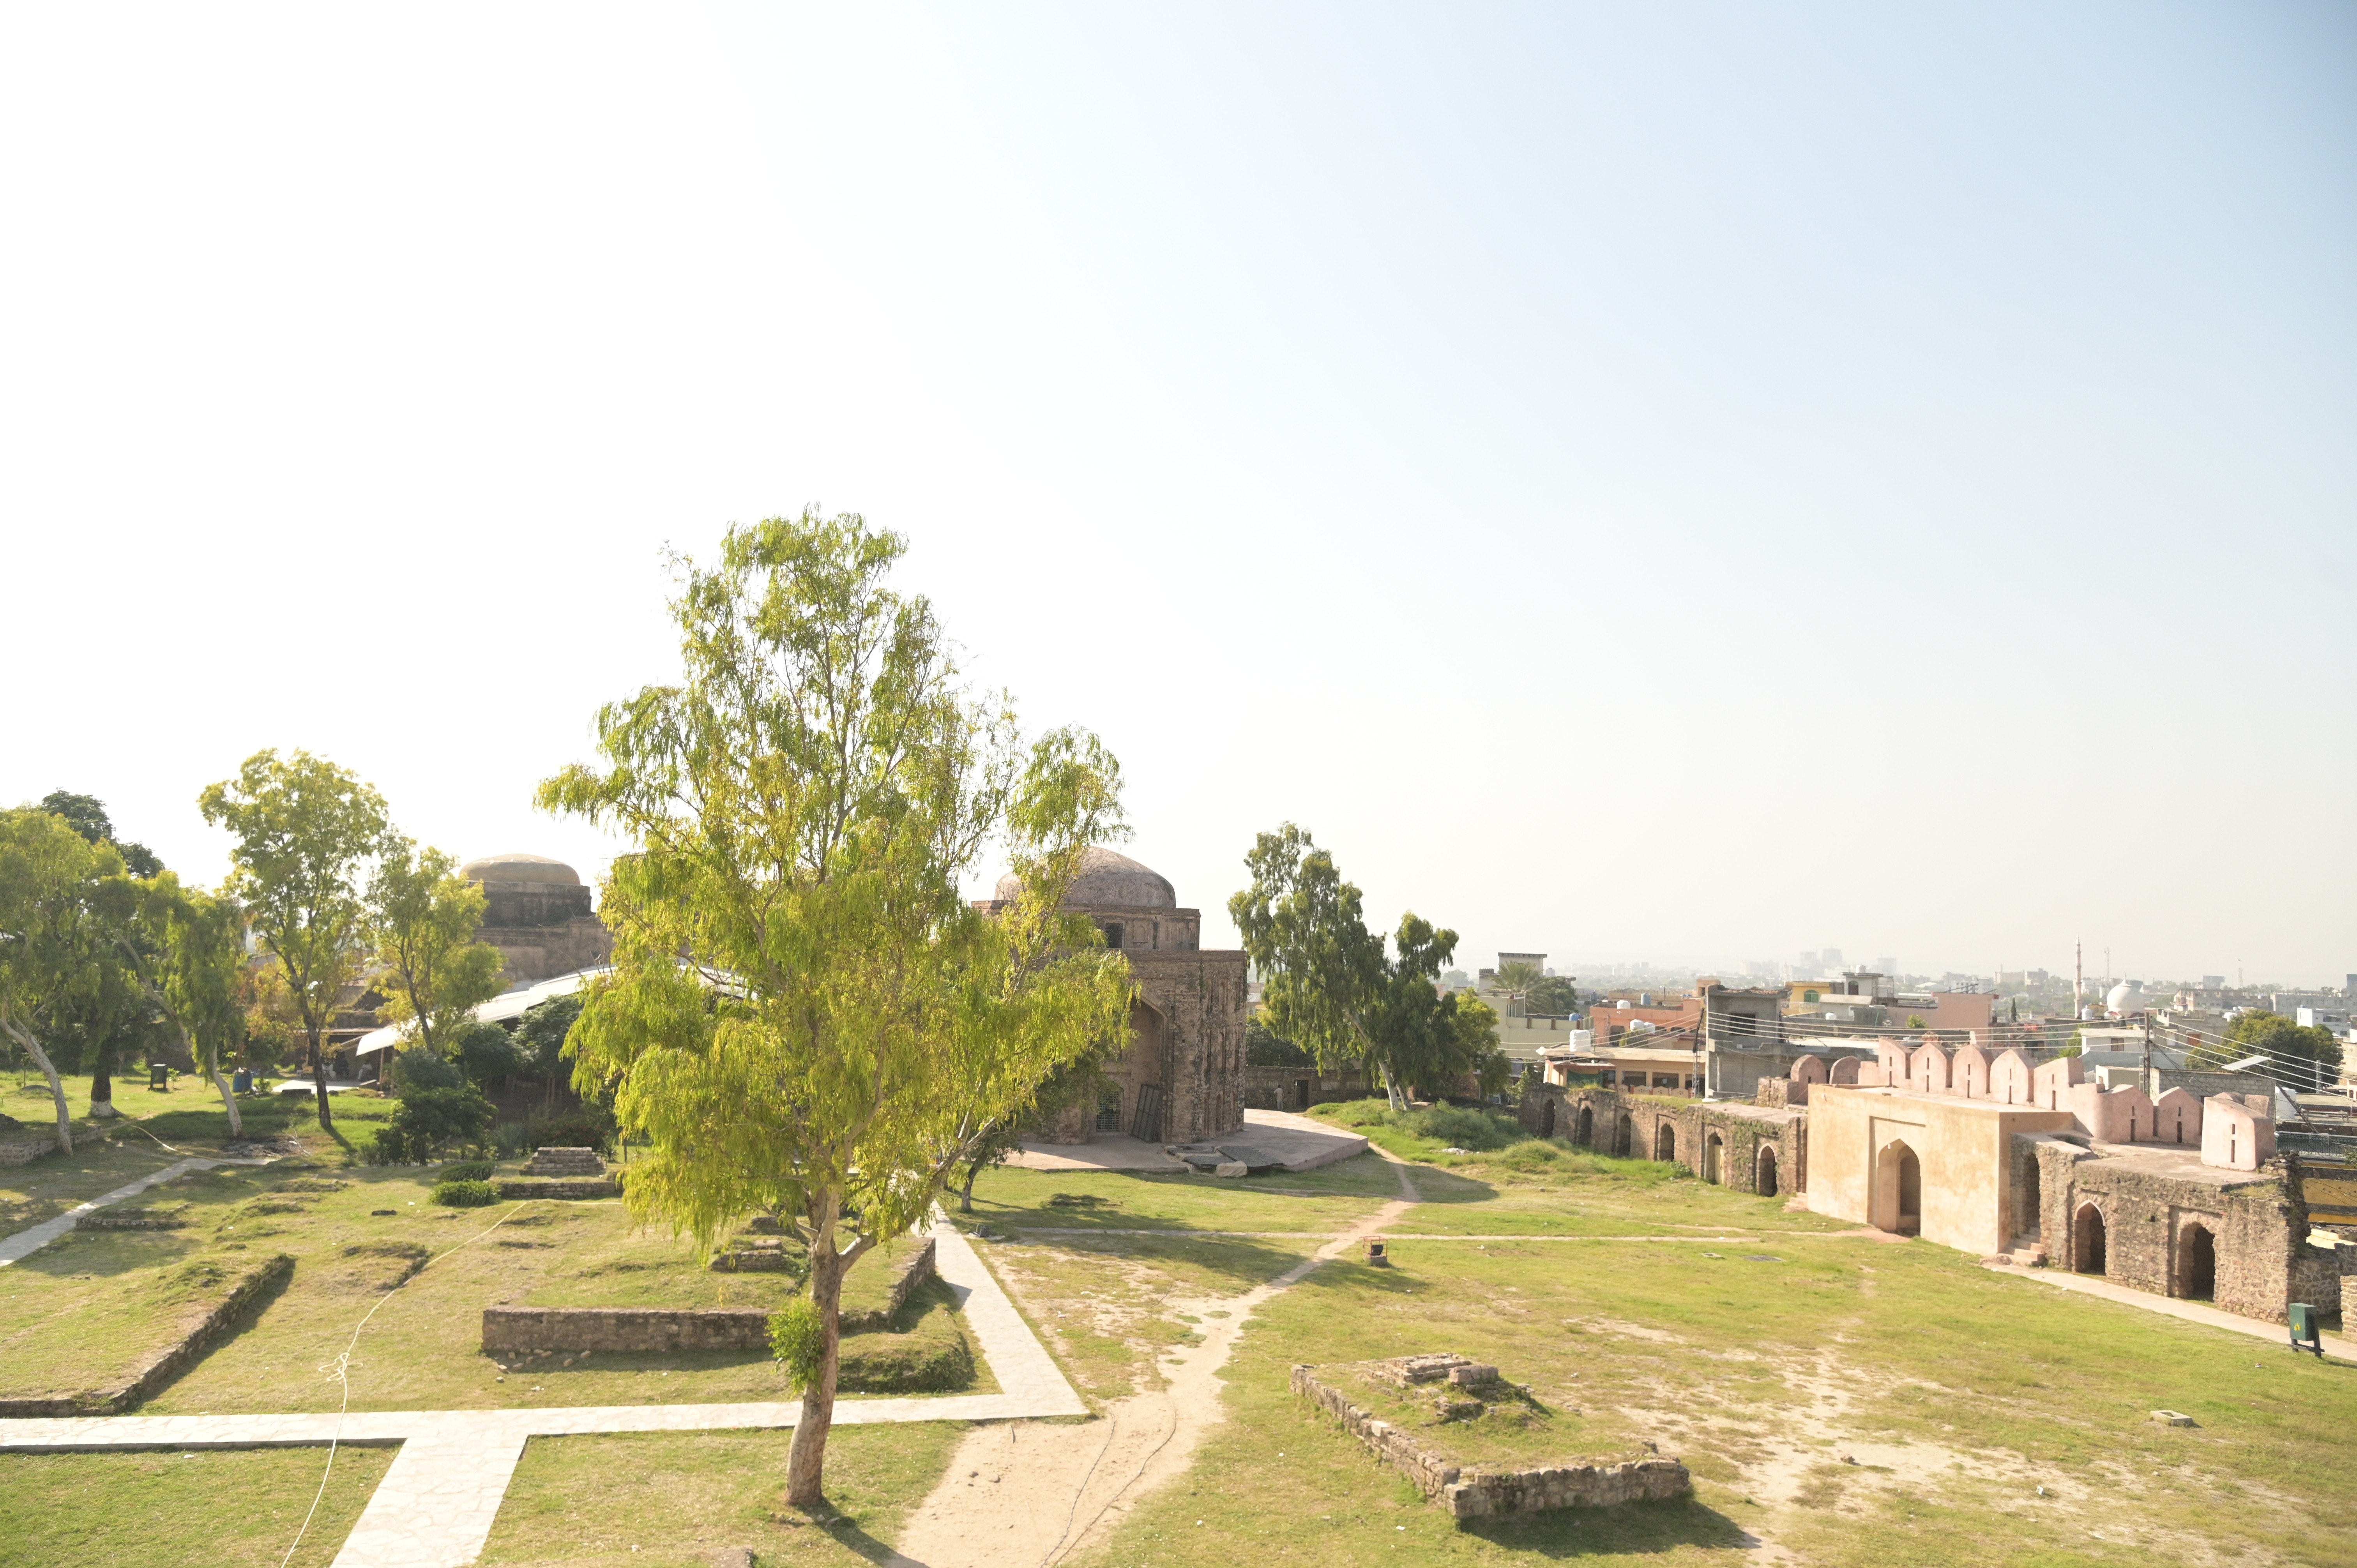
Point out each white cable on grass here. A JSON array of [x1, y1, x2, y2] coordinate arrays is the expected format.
[[275, 1200, 531, 1568]]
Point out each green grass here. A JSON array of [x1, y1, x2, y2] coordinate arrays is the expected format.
[[0, 1444, 395, 1568], [955, 1160, 1400, 1238], [1, 1157, 988, 1412], [479, 1422, 969, 1566], [1053, 1151, 2357, 1568]]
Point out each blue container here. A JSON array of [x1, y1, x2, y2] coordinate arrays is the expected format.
[[232, 1070, 253, 1093]]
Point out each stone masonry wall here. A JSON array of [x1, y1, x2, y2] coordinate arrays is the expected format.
[[1291, 1362, 1691, 1522], [2034, 1139, 2303, 1323], [1518, 1083, 1804, 1196]]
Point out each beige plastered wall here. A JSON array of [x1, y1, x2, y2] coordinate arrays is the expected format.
[[1807, 1087, 2072, 1255]]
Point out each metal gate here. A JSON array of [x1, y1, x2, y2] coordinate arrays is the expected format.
[[1129, 1083, 1165, 1143]]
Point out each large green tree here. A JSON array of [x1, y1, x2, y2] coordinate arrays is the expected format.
[[199, 751, 389, 1130], [0, 808, 126, 1151], [368, 837, 506, 1059], [39, 789, 163, 877], [1228, 824, 1484, 1107], [2193, 1009, 2345, 1085], [539, 510, 1132, 1508]]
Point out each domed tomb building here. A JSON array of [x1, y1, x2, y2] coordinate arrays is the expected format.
[[458, 854, 614, 985], [979, 848, 1247, 1144]]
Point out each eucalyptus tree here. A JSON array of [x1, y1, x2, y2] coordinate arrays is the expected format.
[[539, 509, 1131, 1508], [368, 837, 505, 1058], [116, 875, 254, 1137], [0, 808, 124, 1152], [1228, 823, 1474, 1108], [199, 751, 388, 1130]]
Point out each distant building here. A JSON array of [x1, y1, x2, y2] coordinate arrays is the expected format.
[[459, 853, 614, 985]]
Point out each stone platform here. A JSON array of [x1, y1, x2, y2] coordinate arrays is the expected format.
[[1005, 1107, 1369, 1174]]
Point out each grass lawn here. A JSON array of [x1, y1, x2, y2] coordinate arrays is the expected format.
[[3, 1153, 988, 1412], [0, 1443, 395, 1568], [947, 1105, 2357, 1568], [479, 1422, 969, 1567]]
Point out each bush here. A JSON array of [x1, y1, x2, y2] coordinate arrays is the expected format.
[[525, 1104, 616, 1156], [768, 1298, 823, 1390], [492, 1120, 532, 1160], [452, 1021, 519, 1089], [392, 1047, 462, 1092], [1486, 1139, 1565, 1174], [438, 1160, 494, 1183], [1394, 1104, 1520, 1151], [387, 1085, 497, 1161], [362, 1127, 413, 1165], [430, 1179, 498, 1207]]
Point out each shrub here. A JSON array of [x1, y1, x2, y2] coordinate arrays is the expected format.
[[392, 1047, 462, 1093], [430, 1179, 498, 1207], [362, 1127, 413, 1165], [452, 1021, 519, 1089], [1394, 1104, 1519, 1151], [514, 993, 583, 1079], [492, 1120, 532, 1160], [1488, 1139, 1564, 1174], [526, 1104, 616, 1156], [768, 1298, 823, 1390], [438, 1160, 494, 1183], [387, 1085, 498, 1161]]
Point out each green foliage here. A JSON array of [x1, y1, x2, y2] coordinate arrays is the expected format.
[[438, 1160, 494, 1183], [521, 1104, 615, 1155], [0, 806, 129, 1150], [386, 1084, 496, 1160], [362, 1127, 413, 1164], [1525, 973, 1580, 1016], [368, 838, 505, 1057], [768, 1297, 825, 1390], [1492, 960, 1544, 996], [2201, 1009, 2345, 1077], [451, 1021, 519, 1089], [38, 790, 162, 878], [1906, 1014, 1927, 1029], [429, 1178, 498, 1207], [1245, 1015, 1311, 1067], [1317, 1098, 1523, 1151], [392, 1047, 462, 1092], [513, 993, 583, 1080], [198, 750, 389, 1128], [535, 510, 1134, 1503]]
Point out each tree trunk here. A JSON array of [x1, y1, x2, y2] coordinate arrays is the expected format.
[[2, 1020, 74, 1155], [959, 1160, 979, 1213], [89, 1044, 117, 1119], [785, 1236, 849, 1509], [311, 1030, 334, 1130], [207, 1051, 243, 1139]]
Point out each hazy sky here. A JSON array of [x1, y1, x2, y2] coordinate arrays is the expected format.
[[4, 5, 2351, 985]]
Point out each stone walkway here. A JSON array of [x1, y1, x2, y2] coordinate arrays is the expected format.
[[0, 1216, 1083, 1567], [1982, 1259, 2357, 1359], [0, 1154, 272, 1268]]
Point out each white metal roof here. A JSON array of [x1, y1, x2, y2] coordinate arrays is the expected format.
[[352, 967, 610, 1056]]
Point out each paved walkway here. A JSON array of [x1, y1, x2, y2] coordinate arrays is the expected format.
[[0, 1155, 272, 1268], [0, 1216, 1083, 1567], [1982, 1260, 2357, 1360], [1005, 1107, 1368, 1173]]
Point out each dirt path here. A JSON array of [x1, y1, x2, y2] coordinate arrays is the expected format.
[[885, 1156, 1421, 1568]]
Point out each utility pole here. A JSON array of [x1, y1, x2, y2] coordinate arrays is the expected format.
[[2074, 942, 2083, 1018]]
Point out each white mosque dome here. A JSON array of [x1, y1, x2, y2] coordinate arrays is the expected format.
[[2105, 980, 2147, 1015]]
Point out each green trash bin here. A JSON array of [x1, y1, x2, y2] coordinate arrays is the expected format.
[[2289, 1303, 2323, 1358]]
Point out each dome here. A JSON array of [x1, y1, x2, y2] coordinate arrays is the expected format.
[[2105, 980, 2145, 1015], [993, 846, 1176, 909], [460, 853, 581, 886]]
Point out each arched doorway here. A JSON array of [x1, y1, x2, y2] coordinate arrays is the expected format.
[[1756, 1144, 1779, 1197], [2176, 1222, 2215, 1299], [1577, 1106, 1594, 1147], [1615, 1113, 1633, 1157], [1095, 1085, 1124, 1132], [1538, 1098, 1556, 1137], [2017, 1160, 2041, 1245], [1703, 1133, 1723, 1184], [1872, 1140, 1922, 1235], [1656, 1124, 1677, 1164], [2074, 1204, 2106, 1275]]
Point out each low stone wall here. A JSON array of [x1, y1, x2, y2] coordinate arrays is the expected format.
[[483, 1305, 772, 1354], [0, 1253, 293, 1416], [484, 1236, 939, 1351], [1518, 1083, 1805, 1196], [495, 1178, 620, 1201], [1291, 1361, 1691, 1522], [0, 1122, 101, 1169]]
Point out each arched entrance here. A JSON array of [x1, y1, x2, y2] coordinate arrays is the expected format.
[[1538, 1098, 1556, 1137], [1703, 1132, 1723, 1184], [1756, 1144, 1779, 1197], [1872, 1140, 1922, 1235], [2018, 1160, 2042, 1244], [2176, 1222, 2216, 1299], [2073, 1204, 2107, 1275], [1656, 1124, 1677, 1164], [1615, 1113, 1633, 1157], [1577, 1105, 1594, 1147]]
